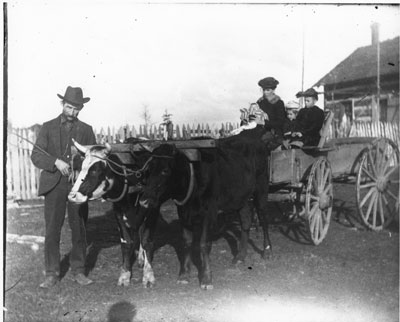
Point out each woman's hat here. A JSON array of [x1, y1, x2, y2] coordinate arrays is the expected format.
[[296, 88, 318, 99], [258, 77, 279, 90], [57, 86, 90, 107]]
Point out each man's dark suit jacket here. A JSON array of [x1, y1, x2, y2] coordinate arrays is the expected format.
[[31, 114, 96, 196]]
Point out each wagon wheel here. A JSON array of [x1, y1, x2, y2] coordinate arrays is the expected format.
[[356, 138, 399, 230], [305, 158, 333, 245]]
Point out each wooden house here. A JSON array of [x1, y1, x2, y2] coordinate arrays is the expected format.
[[314, 32, 399, 124]]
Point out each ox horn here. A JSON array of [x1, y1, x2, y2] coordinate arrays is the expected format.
[[105, 142, 112, 154], [173, 163, 195, 206], [72, 138, 89, 154]]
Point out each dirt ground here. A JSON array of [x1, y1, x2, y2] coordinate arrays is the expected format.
[[4, 183, 399, 322]]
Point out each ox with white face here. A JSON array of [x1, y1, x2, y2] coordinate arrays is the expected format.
[[68, 140, 113, 204]]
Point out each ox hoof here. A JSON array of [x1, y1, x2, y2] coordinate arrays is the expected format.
[[232, 257, 245, 265], [117, 271, 131, 287], [262, 250, 273, 261], [200, 283, 214, 290], [143, 281, 154, 289], [177, 278, 189, 285]]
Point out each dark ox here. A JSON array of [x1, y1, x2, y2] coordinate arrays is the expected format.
[[68, 139, 157, 287], [139, 127, 271, 289]]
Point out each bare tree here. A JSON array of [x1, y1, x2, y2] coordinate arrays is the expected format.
[[141, 104, 152, 127]]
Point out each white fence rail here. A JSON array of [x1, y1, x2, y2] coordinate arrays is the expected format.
[[6, 121, 399, 200]]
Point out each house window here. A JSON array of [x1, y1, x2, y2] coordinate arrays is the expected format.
[[354, 98, 372, 122], [326, 101, 352, 123]]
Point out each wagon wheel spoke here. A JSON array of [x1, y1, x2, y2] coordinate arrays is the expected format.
[[359, 187, 376, 208], [361, 164, 376, 182], [372, 190, 378, 228], [378, 143, 392, 174], [385, 189, 399, 202], [359, 182, 376, 190], [312, 176, 318, 193], [319, 210, 325, 233], [381, 150, 397, 175], [364, 191, 378, 224], [383, 166, 399, 180], [309, 202, 319, 221], [318, 161, 326, 190], [309, 203, 319, 232], [367, 150, 378, 178], [321, 168, 330, 189], [376, 140, 387, 173], [313, 209, 321, 239], [376, 141, 385, 170], [378, 193, 385, 226], [323, 184, 332, 196], [382, 193, 396, 212], [376, 140, 381, 162]]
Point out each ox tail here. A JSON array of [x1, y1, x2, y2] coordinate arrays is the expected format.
[[173, 162, 195, 206]]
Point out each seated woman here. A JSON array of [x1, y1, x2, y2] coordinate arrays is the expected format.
[[291, 88, 325, 147]]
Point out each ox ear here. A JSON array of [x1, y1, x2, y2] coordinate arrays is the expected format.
[[72, 139, 89, 154], [105, 142, 112, 155]]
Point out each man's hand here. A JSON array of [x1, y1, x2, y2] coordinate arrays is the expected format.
[[55, 159, 71, 176]]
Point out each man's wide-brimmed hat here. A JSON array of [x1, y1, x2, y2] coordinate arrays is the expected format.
[[57, 86, 90, 107], [296, 88, 318, 99], [258, 77, 279, 90]]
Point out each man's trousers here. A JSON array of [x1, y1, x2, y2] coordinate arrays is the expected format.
[[43, 176, 89, 277]]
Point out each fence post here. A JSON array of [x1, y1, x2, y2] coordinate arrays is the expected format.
[[21, 128, 31, 199], [28, 128, 39, 197]]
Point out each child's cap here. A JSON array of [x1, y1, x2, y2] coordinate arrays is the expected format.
[[285, 100, 300, 109]]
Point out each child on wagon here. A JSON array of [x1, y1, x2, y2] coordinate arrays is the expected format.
[[291, 88, 325, 147], [283, 100, 299, 137], [281, 100, 303, 149]]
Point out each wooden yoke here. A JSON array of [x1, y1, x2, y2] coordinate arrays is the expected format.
[[109, 139, 216, 164]]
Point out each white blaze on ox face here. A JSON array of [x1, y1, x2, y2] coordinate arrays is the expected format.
[[68, 140, 112, 204]]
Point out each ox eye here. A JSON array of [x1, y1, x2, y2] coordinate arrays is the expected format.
[[161, 169, 170, 176]]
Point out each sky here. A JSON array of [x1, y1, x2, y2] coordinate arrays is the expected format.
[[6, 2, 400, 131]]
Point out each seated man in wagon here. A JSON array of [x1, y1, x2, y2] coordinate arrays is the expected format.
[[289, 88, 325, 147]]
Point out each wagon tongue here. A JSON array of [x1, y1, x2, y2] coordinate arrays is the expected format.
[[68, 191, 88, 204]]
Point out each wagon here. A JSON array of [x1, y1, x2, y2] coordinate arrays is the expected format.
[[267, 112, 399, 245], [110, 112, 399, 246]]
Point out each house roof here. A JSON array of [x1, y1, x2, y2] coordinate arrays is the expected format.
[[315, 36, 399, 87]]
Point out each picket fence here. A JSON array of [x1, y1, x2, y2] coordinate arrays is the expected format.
[[6, 121, 400, 201]]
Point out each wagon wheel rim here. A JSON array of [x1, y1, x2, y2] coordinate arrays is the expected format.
[[305, 158, 333, 245], [356, 138, 399, 230]]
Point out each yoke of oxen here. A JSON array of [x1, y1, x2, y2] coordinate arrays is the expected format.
[[113, 140, 215, 162], [113, 152, 136, 165]]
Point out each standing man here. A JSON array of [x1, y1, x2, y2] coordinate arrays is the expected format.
[[31, 86, 97, 288]]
